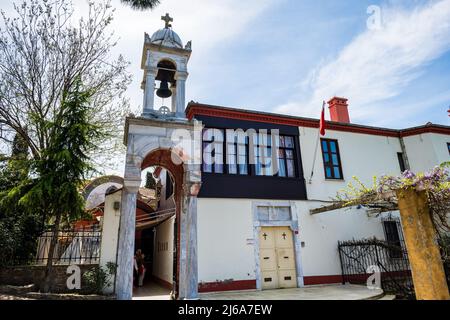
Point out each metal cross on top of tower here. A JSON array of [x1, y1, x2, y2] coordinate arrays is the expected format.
[[161, 13, 173, 29]]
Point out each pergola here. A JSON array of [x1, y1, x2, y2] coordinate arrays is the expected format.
[[309, 188, 449, 300], [309, 193, 398, 215]]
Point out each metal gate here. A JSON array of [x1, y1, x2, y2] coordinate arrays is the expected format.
[[338, 238, 415, 299]]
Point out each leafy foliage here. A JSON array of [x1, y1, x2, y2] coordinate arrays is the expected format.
[[82, 262, 117, 294], [0, 134, 44, 266], [120, 0, 160, 10], [0, 0, 132, 173], [19, 78, 101, 225], [145, 171, 157, 190], [335, 164, 450, 237]]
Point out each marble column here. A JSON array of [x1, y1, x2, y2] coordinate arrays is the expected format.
[[178, 181, 201, 299], [170, 83, 177, 114], [174, 71, 188, 118], [115, 177, 141, 300], [143, 67, 158, 115]]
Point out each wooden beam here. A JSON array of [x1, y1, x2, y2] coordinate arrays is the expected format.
[[310, 202, 346, 215], [310, 200, 398, 215]]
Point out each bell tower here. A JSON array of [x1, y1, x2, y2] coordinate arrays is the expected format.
[[141, 13, 192, 119]]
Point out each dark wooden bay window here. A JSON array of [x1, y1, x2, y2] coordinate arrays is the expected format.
[[202, 128, 224, 173], [202, 128, 298, 179], [226, 130, 249, 175]]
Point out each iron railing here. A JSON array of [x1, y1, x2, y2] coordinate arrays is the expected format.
[[5, 226, 101, 266], [338, 238, 415, 299], [8, 226, 103, 266]]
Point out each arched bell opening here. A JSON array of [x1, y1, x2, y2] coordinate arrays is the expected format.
[[132, 148, 183, 300], [155, 60, 177, 112]]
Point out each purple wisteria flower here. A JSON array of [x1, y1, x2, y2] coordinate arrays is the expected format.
[[402, 170, 416, 180]]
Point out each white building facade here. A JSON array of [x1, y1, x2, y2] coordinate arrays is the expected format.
[[185, 102, 450, 292], [111, 15, 450, 299]]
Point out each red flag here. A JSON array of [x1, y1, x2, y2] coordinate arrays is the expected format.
[[319, 102, 326, 136]]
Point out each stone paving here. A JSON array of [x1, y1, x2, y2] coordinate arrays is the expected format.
[[199, 284, 384, 300], [132, 281, 172, 300]]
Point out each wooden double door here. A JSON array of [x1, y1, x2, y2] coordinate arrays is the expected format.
[[259, 226, 297, 290]]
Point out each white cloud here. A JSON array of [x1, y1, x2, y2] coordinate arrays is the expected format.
[[0, 0, 275, 174], [105, 0, 276, 111], [276, 0, 450, 124]]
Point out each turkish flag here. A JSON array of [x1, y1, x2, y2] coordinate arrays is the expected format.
[[319, 104, 326, 136]]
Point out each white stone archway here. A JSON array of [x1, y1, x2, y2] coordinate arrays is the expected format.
[[115, 116, 202, 300]]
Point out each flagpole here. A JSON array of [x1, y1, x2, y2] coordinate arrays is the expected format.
[[308, 101, 326, 184]]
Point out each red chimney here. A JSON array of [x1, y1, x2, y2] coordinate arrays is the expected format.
[[327, 97, 350, 123]]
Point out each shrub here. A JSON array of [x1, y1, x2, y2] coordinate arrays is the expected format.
[[82, 262, 117, 295]]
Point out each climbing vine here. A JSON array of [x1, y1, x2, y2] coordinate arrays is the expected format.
[[334, 163, 450, 237]]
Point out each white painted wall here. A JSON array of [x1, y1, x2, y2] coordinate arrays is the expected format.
[[152, 216, 174, 283], [197, 198, 256, 283], [100, 190, 122, 294], [197, 198, 396, 283], [299, 126, 403, 202], [295, 201, 394, 277], [158, 169, 176, 211], [404, 133, 450, 172], [85, 182, 122, 210]]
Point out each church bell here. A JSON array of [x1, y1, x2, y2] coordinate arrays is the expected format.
[[156, 80, 172, 98]]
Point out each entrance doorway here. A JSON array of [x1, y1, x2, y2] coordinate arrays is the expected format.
[[133, 166, 177, 300], [259, 226, 297, 290]]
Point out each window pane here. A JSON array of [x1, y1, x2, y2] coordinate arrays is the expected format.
[[237, 144, 246, 156], [226, 130, 236, 143], [203, 129, 213, 141], [287, 160, 295, 177], [278, 149, 285, 158], [257, 207, 270, 221], [325, 166, 332, 178], [255, 163, 262, 176], [278, 158, 287, 177], [215, 163, 223, 173], [238, 163, 248, 175], [263, 157, 272, 175], [330, 141, 337, 153], [259, 134, 269, 148], [227, 144, 236, 155], [203, 163, 212, 173], [279, 136, 285, 147], [333, 166, 341, 179], [284, 137, 294, 148], [272, 207, 291, 221], [228, 164, 237, 174], [321, 140, 328, 152], [285, 149, 294, 159], [214, 142, 223, 156], [332, 154, 339, 165], [238, 154, 247, 166], [323, 153, 330, 163], [203, 151, 212, 166], [227, 153, 236, 164], [214, 129, 224, 142]]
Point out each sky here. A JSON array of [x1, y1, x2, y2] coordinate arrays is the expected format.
[[94, 0, 450, 129], [1, 0, 450, 174]]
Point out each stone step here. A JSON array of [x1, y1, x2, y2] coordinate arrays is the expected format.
[[377, 294, 396, 300]]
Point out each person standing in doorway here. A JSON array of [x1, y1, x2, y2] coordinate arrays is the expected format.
[[135, 249, 146, 287]]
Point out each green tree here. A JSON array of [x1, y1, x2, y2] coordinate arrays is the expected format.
[[145, 171, 157, 189], [0, 0, 131, 173], [120, 0, 160, 10], [0, 133, 42, 267], [19, 79, 102, 292]]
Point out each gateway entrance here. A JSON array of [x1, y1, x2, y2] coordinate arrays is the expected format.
[[259, 226, 297, 290]]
